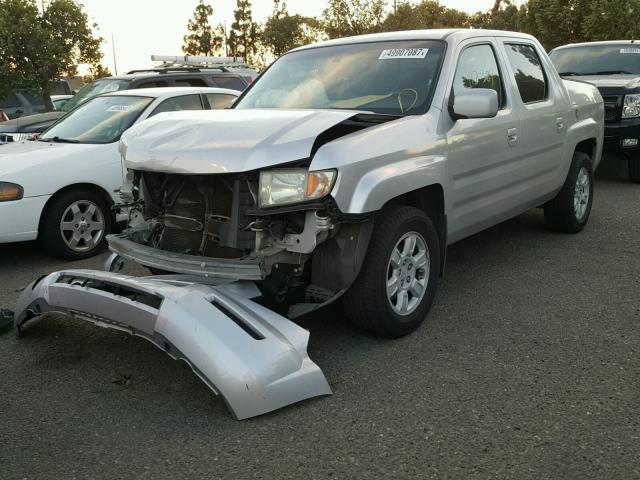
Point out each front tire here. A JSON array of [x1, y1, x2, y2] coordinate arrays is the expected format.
[[39, 189, 112, 260], [343, 206, 441, 338], [544, 151, 594, 233], [629, 156, 640, 183]]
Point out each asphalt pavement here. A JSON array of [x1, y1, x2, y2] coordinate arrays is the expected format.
[[0, 158, 638, 479]]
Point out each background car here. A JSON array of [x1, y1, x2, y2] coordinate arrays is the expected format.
[[0, 80, 72, 119], [0, 66, 248, 143], [0, 86, 239, 259], [550, 40, 640, 181]]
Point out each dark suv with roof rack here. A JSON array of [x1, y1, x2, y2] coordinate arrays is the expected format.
[[550, 40, 640, 182], [0, 67, 247, 143]]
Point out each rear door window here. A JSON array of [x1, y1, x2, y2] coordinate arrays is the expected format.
[[505, 44, 547, 104], [173, 78, 208, 87], [213, 76, 246, 91], [205, 93, 237, 109], [136, 80, 169, 88], [148, 94, 204, 117]]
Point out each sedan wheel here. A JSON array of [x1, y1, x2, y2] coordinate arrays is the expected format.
[[59, 200, 106, 253]]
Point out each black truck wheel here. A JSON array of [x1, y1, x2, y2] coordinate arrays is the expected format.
[[629, 156, 640, 183], [343, 205, 440, 338]]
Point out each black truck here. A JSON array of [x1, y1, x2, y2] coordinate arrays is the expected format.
[[550, 40, 640, 182]]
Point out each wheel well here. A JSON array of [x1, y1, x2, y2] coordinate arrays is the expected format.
[[575, 138, 597, 159], [384, 183, 447, 276], [37, 183, 114, 234]]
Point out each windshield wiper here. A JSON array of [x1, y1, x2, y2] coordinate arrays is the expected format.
[[40, 136, 80, 144], [559, 71, 583, 76]]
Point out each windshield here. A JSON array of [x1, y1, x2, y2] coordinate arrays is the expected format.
[[41, 95, 152, 144], [62, 79, 131, 112], [550, 44, 640, 75], [236, 40, 446, 115]]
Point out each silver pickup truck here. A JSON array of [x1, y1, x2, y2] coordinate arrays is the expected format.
[[15, 30, 604, 419]]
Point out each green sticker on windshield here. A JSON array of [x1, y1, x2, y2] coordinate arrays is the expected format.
[[379, 48, 429, 59]]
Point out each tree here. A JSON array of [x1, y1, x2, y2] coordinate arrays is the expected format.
[[382, 0, 469, 31], [322, 0, 386, 39], [82, 63, 112, 83], [0, 0, 102, 110], [182, 0, 223, 56], [229, 0, 259, 62], [262, 0, 320, 57]]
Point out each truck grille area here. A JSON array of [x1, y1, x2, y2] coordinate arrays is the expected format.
[[141, 172, 258, 258], [602, 95, 622, 122]]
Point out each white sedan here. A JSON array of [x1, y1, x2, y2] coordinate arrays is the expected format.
[[0, 87, 238, 259]]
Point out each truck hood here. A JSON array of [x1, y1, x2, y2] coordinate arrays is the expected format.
[[121, 108, 370, 174], [0, 140, 102, 180], [565, 74, 640, 89]]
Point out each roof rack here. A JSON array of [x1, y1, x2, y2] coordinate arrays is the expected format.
[[148, 55, 255, 70], [126, 66, 231, 74]]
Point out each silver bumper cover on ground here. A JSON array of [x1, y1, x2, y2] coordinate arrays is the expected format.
[[107, 234, 266, 280], [14, 270, 331, 419]]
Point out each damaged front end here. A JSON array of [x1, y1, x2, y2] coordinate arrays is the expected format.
[[111, 168, 372, 317], [14, 270, 331, 419]]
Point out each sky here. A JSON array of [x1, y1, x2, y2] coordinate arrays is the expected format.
[[78, 0, 498, 74]]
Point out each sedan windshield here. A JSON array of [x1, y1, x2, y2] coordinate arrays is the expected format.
[[62, 79, 132, 112], [41, 95, 152, 144], [550, 44, 640, 75], [236, 40, 446, 115]]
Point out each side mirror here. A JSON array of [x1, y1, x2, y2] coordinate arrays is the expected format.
[[450, 88, 499, 120]]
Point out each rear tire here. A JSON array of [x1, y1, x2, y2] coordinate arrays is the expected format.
[[629, 156, 640, 183], [39, 189, 112, 260], [343, 205, 440, 338], [544, 151, 594, 233]]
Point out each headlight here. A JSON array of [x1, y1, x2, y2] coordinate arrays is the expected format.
[[0, 182, 24, 202], [259, 169, 336, 208], [623, 94, 640, 118]]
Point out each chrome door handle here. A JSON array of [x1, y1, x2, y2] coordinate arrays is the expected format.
[[556, 117, 564, 132], [507, 127, 518, 146]]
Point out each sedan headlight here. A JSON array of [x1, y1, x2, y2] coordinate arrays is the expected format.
[[0, 182, 24, 202], [622, 94, 640, 119], [259, 169, 336, 208]]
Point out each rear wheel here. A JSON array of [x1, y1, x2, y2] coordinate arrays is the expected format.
[[628, 156, 640, 182], [39, 189, 112, 259], [343, 205, 440, 338], [544, 151, 594, 233]]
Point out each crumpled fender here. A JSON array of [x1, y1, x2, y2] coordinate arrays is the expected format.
[[14, 270, 331, 419]]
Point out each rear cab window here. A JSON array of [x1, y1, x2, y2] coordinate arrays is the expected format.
[[504, 44, 547, 104], [452, 43, 506, 108], [213, 76, 246, 92]]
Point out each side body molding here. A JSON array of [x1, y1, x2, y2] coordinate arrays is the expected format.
[[14, 270, 331, 420]]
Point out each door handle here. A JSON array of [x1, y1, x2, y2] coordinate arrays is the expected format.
[[556, 117, 564, 132], [507, 127, 518, 146]]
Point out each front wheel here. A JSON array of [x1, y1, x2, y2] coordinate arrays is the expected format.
[[544, 151, 594, 233], [343, 206, 441, 338], [39, 189, 112, 259]]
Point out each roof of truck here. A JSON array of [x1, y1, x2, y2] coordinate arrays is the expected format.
[[291, 29, 537, 52]]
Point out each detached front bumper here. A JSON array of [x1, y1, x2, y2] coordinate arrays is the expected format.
[[108, 233, 266, 280], [14, 270, 331, 419]]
